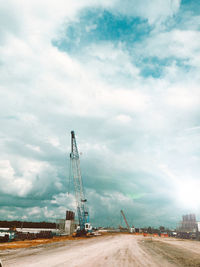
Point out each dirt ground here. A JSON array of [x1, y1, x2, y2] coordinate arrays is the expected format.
[[1, 233, 200, 267], [0, 235, 84, 250]]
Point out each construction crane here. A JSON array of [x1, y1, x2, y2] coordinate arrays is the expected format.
[[70, 131, 92, 236], [120, 210, 134, 233]]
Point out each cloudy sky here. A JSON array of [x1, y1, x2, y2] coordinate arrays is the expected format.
[[0, 0, 200, 228]]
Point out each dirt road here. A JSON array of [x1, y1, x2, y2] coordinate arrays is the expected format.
[[1, 234, 200, 267]]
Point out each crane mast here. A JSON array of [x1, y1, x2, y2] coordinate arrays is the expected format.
[[70, 131, 89, 233], [120, 210, 131, 232]]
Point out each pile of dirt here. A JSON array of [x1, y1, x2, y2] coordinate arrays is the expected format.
[[0, 235, 87, 250]]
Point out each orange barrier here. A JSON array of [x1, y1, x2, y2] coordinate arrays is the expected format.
[[160, 233, 168, 237], [134, 232, 143, 235]]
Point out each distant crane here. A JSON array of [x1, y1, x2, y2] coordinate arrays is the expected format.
[[120, 210, 134, 233], [70, 131, 92, 236]]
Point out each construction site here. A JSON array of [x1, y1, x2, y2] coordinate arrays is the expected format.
[[1, 131, 200, 266]]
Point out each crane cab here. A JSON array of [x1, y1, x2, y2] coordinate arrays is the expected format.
[[85, 223, 92, 232], [75, 222, 93, 236]]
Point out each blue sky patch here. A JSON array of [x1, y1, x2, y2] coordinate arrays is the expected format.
[[53, 9, 152, 54], [181, 0, 200, 14], [139, 57, 192, 78]]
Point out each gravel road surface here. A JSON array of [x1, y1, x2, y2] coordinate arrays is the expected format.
[[1, 234, 200, 267]]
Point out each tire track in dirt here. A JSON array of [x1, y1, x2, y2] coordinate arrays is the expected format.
[[140, 238, 200, 267], [2, 234, 200, 267]]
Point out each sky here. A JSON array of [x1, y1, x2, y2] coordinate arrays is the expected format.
[[0, 0, 200, 228]]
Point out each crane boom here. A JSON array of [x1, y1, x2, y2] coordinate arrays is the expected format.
[[70, 131, 89, 234], [120, 210, 131, 232]]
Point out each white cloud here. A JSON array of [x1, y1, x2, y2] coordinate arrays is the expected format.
[[26, 144, 41, 152], [47, 137, 61, 148], [51, 193, 76, 209], [115, 114, 132, 124], [159, 164, 200, 211], [0, 160, 32, 197], [139, 29, 200, 67], [166, 86, 200, 110], [112, 0, 181, 24], [0, 0, 199, 226], [28, 207, 41, 216], [0, 159, 59, 197], [86, 42, 140, 78], [85, 24, 97, 33]]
